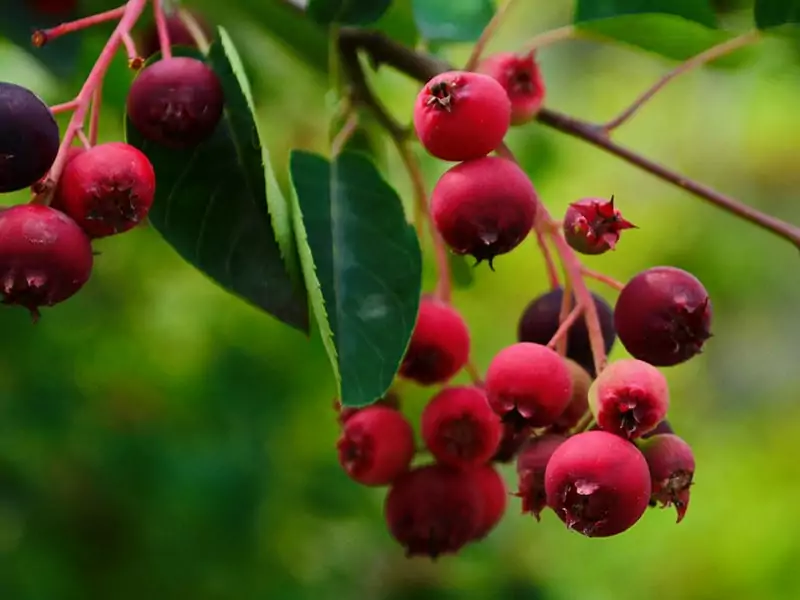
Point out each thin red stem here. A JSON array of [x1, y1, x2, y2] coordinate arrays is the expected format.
[[88, 86, 102, 147], [76, 128, 91, 150], [555, 277, 572, 356], [153, 0, 173, 60], [121, 32, 143, 69], [32, 5, 126, 47], [535, 228, 560, 289], [548, 304, 583, 351], [49, 100, 79, 115], [581, 266, 624, 291]]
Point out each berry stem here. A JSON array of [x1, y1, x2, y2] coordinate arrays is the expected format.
[[49, 99, 79, 115], [88, 86, 102, 146], [535, 227, 560, 289], [555, 278, 573, 356], [520, 25, 579, 52], [581, 266, 624, 291], [178, 8, 212, 54], [572, 412, 595, 434], [548, 304, 583, 351], [153, 0, 174, 60], [121, 31, 142, 68], [330, 111, 360, 156], [463, 0, 519, 71], [464, 360, 483, 385], [31, 5, 127, 47], [76, 128, 91, 149]]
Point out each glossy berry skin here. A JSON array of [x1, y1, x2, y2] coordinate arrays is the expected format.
[[431, 156, 537, 268], [563, 196, 635, 255], [515, 434, 566, 521], [337, 406, 415, 486], [545, 430, 651, 537], [491, 420, 533, 463], [54, 142, 156, 239], [477, 51, 545, 125], [0, 204, 93, 319], [589, 359, 669, 440], [485, 342, 572, 427], [384, 463, 483, 558], [139, 12, 214, 58], [127, 57, 224, 148], [0, 82, 60, 193], [551, 359, 592, 433], [469, 464, 508, 539], [421, 386, 502, 469], [334, 391, 400, 426], [517, 287, 616, 377], [639, 433, 695, 523], [615, 266, 712, 366], [413, 71, 511, 161], [399, 296, 470, 385]]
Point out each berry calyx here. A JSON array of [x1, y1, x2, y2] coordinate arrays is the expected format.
[[469, 464, 508, 539], [563, 196, 636, 255], [399, 296, 470, 385], [421, 386, 502, 469], [639, 433, 695, 523], [431, 156, 537, 268], [54, 142, 156, 238], [485, 342, 572, 427], [477, 51, 545, 125], [413, 71, 511, 162], [0, 204, 93, 320], [551, 359, 592, 433], [127, 57, 224, 148], [138, 12, 214, 58], [337, 405, 415, 486], [589, 358, 670, 440], [614, 266, 713, 366], [545, 430, 651, 537], [334, 391, 400, 426], [515, 434, 566, 521]]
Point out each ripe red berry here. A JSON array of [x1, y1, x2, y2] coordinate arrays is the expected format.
[[421, 386, 502, 469], [589, 358, 669, 440], [384, 463, 483, 558], [545, 430, 651, 537], [399, 296, 470, 385], [337, 406, 415, 486], [615, 266, 712, 366], [477, 51, 545, 125], [138, 12, 214, 58], [550, 359, 592, 433], [515, 434, 566, 521], [413, 71, 511, 161], [639, 433, 695, 523], [469, 464, 508, 539], [431, 156, 537, 268], [485, 342, 572, 427], [491, 420, 532, 463], [127, 57, 224, 148], [563, 196, 636, 255], [0, 204, 93, 319], [334, 391, 401, 426]]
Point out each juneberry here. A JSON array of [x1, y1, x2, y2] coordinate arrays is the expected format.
[[639, 433, 695, 522], [563, 196, 635, 255], [550, 359, 592, 433], [515, 434, 566, 521], [469, 464, 508, 539], [477, 51, 545, 125]]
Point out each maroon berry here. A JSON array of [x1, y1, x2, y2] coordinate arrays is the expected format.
[[469, 464, 508, 539], [485, 342, 572, 427], [563, 196, 636, 255], [334, 391, 401, 426], [138, 12, 214, 58], [545, 430, 651, 537], [413, 71, 511, 161], [0, 204, 93, 319], [54, 142, 156, 238], [615, 266, 712, 366], [639, 433, 695, 522], [421, 386, 502, 469], [551, 359, 592, 433], [431, 156, 537, 268], [399, 296, 470, 385], [642, 419, 674, 439], [384, 463, 483, 558], [477, 51, 545, 125], [515, 434, 566, 521], [491, 420, 532, 463], [337, 406, 415, 486], [127, 57, 224, 148]]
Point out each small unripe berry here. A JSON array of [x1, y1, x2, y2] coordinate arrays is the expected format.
[[477, 51, 545, 125], [399, 296, 470, 385], [639, 433, 695, 523], [421, 386, 502, 469], [515, 434, 566, 520], [545, 430, 651, 537], [413, 71, 511, 161], [431, 156, 537, 268], [337, 406, 415, 486], [615, 266, 712, 366], [563, 196, 635, 255], [485, 342, 572, 427], [469, 464, 508, 539], [491, 420, 532, 463], [334, 391, 401, 426], [551, 359, 592, 433], [589, 358, 669, 440]]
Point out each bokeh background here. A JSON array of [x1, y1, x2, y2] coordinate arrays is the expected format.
[[1, 0, 800, 598]]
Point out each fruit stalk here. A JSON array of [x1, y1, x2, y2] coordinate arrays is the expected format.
[[153, 0, 174, 60], [463, 0, 519, 71], [31, 5, 127, 47]]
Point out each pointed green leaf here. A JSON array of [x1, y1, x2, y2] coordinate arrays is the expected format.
[[575, 0, 718, 28], [308, 0, 393, 26], [412, 0, 494, 43], [755, 0, 800, 31]]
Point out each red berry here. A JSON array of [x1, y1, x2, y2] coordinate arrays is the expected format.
[[469, 464, 508, 539], [413, 71, 511, 161], [421, 386, 502, 469], [589, 359, 669, 440], [563, 196, 636, 255], [485, 342, 572, 427], [614, 266, 712, 366], [399, 296, 470, 385], [127, 57, 224, 148], [138, 12, 214, 58], [639, 433, 695, 523], [384, 463, 483, 558], [337, 406, 415, 486], [0, 204, 93, 319], [477, 51, 545, 125], [431, 156, 537, 268], [333, 391, 401, 426], [545, 430, 651, 537], [642, 419, 674, 439], [515, 434, 566, 521], [491, 420, 532, 463], [550, 359, 592, 433]]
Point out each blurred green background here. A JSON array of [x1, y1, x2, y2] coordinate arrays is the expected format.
[[1, 0, 800, 598]]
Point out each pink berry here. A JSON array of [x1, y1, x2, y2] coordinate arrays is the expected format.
[[485, 342, 572, 427], [615, 266, 713, 366], [639, 433, 695, 523], [337, 406, 415, 486], [550, 359, 592, 433], [477, 51, 545, 125], [491, 420, 533, 463], [431, 156, 537, 268], [563, 196, 636, 255], [515, 434, 566, 521], [413, 70, 511, 161], [334, 391, 401, 426], [469, 464, 508, 539]]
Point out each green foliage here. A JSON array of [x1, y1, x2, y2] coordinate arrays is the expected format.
[[754, 0, 800, 30], [307, 0, 393, 26], [574, 0, 718, 28], [411, 0, 495, 43]]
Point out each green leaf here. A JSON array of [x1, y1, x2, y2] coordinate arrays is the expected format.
[[412, 0, 494, 43], [375, 0, 420, 48], [308, 0, 393, 26], [574, 0, 718, 28], [755, 0, 800, 30], [289, 151, 422, 407], [125, 30, 308, 333]]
